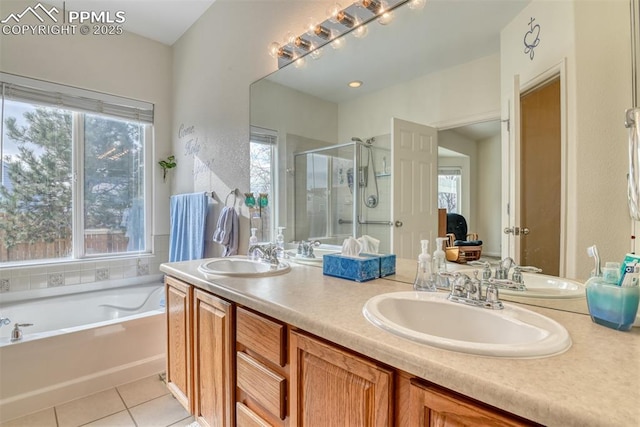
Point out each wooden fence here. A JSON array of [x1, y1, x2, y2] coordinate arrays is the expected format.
[[0, 230, 129, 262]]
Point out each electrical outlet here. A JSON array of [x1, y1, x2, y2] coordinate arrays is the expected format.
[[0, 279, 9, 292]]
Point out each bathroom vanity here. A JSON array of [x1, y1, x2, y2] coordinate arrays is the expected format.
[[160, 260, 639, 426]]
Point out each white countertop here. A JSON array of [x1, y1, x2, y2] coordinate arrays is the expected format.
[[160, 259, 640, 426]]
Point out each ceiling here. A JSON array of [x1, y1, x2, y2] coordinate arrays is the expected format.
[[46, 0, 216, 45]]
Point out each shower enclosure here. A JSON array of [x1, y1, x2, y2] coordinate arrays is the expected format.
[[293, 139, 392, 251]]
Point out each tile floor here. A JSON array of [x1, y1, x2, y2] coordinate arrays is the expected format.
[[1, 374, 197, 427]]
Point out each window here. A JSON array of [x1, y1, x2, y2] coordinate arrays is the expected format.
[[438, 168, 462, 213], [249, 127, 276, 243], [0, 74, 153, 265]]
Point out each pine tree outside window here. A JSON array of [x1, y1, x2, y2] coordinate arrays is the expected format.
[[0, 75, 153, 265]]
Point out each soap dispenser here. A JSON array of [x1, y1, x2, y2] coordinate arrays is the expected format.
[[413, 240, 436, 291], [248, 228, 258, 261], [276, 226, 286, 259], [433, 237, 449, 289]]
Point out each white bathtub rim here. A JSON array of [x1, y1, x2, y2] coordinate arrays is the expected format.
[[0, 308, 165, 348], [0, 274, 164, 305]]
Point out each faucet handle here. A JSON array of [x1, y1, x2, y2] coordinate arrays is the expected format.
[[0, 317, 10, 327], [11, 323, 33, 342]]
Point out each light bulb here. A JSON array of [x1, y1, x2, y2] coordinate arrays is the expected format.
[[408, 0, 426, 10], [310, 48, 323, 60], [283, 31, 296, 45], [304, 17, 317, 35], [314, 24, 332, 40], [377, 10, 394, 25], [294, 57, 306, 69], [327, 3, 342, 21], [353, 22, 368, 38], [268, 42, 281, 58], [331, 36, 346, 49]]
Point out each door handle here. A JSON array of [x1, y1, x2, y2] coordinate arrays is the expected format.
[[504, 226, 520, 236], [395, 220, 403, 228], [521, 227, 530, 235]]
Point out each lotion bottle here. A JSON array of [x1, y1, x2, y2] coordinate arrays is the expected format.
[[276, 226, 286, 259], [413, 240, 436, 291], [433, 237, 449, 289], [248, 228, 259, 261]]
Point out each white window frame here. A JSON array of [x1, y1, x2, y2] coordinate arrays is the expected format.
[[0, 73, 153, 266]]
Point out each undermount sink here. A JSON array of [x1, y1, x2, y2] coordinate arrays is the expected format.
[[459, 270, 585, 299], [363, 292, 571, 358], [198, 258, 291, 278]]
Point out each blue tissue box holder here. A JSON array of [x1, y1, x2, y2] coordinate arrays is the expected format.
[[379, 254, 396, 277], [323, 253, 396, 282]]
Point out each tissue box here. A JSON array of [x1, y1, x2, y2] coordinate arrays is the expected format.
[[379, 254, 396, 277], [322, 253, 396, 282]]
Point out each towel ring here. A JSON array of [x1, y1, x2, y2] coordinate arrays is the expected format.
[[225, 189, 238, 207]]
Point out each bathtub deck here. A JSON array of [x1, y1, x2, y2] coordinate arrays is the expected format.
[[0, 375, 194, 427]]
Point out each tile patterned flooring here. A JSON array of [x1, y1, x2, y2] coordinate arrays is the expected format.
[[1, 374, 196, 427]]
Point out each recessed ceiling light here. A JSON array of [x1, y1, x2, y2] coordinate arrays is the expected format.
[[348, 80, 363, 88]]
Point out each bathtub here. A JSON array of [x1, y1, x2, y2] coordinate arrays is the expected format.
[[0, 276, 166, 423]]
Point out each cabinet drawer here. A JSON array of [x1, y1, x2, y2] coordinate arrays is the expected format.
[[236, 402, 272, 427], [237, 307, 286, 367], [237, 352, 286, 420]]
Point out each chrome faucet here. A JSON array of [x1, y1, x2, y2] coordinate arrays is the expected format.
[[496, 257, 516, 279], [249, 243, 280, 267], [297, 240, 321, 258], [469, 259, 541, 291], [11, 323, 33, 341], [443, 272, 504, 310]]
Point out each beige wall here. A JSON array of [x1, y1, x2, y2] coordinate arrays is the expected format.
[[171, 0, 334, 257]]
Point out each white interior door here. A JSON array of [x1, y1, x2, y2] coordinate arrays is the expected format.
[[391, 118, 438, 259]]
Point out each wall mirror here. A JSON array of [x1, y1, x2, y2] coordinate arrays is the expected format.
[[250, 0, 633, 315]]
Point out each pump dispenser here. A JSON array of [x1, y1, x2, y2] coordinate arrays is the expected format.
[[248, 228, 259, 260], [276, 226, 286, 259], [413, 240, 436, 291], [433, 237, 449, 289]]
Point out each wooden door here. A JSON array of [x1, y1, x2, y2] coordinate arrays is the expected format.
[[290, 331, 393, 426], [409, 380, 535, 426], [165, 277, 193, 412], [193, 289, 234, 427], [392, 118, 438, 259], [519, 77, 561, 275]]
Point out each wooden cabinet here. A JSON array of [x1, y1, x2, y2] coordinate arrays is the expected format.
[[165, 275, 537, 427], [408, 379, 537, 427], [193, 289, 234, 427], [165, 276, 193, 412], [235, 307, 289, 426], [290, 331, 393, 427], [165, 277, 234, 427]]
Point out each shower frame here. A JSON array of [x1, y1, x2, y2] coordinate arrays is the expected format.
[[293, 140, 390, 242]]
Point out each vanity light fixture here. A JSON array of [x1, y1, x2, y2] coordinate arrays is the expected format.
[[270, 0, 412, 68], [294, 36, 312, 51], [362, 0, 382, 13], [314, 24, 332, 40], [337, 10, 356, 27]]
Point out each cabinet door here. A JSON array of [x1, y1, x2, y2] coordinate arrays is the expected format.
[[290, 331, 393, 427], [193, 289, 234, 427], [409, 380, 536, 427], [165, 277, 193, 412]]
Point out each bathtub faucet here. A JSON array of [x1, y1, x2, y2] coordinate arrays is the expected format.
[[0, 317, 10, 327]]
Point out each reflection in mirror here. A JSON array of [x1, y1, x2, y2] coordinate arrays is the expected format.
[[250, 0, 633, 315]]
